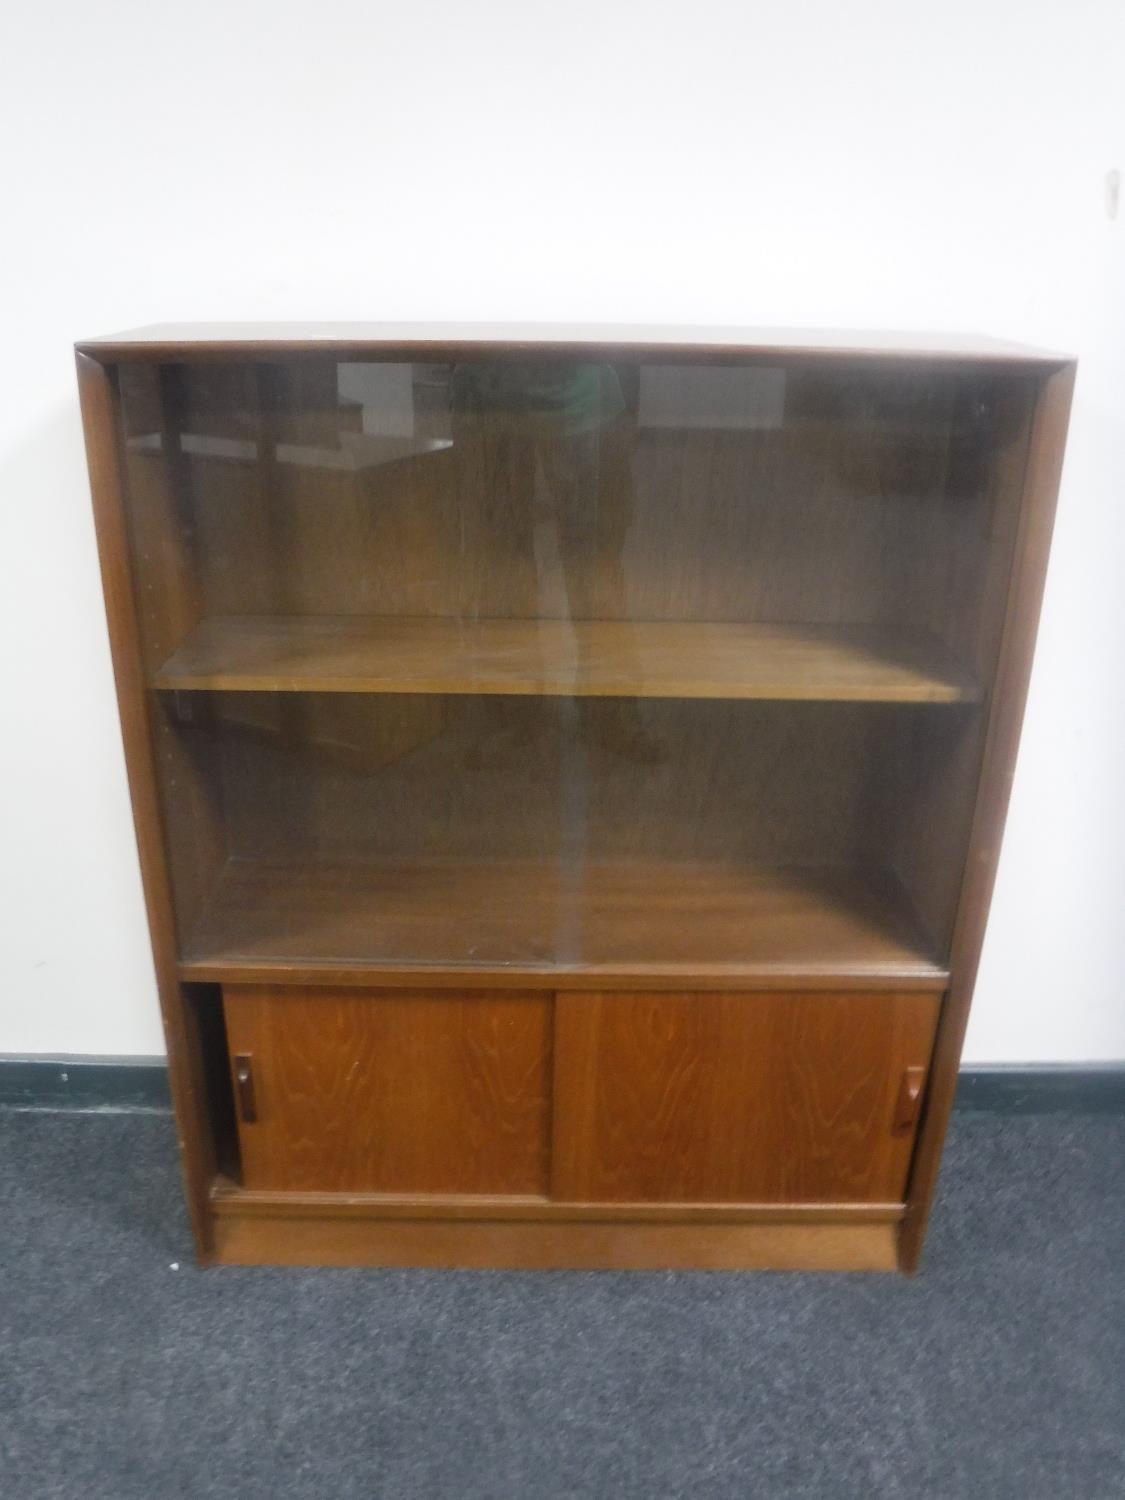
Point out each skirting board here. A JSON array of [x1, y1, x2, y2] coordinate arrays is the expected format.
[[1, 1058, 1124, 1114], [0, 1057, 170, 1111], [954, 1064, 1125, 1113]]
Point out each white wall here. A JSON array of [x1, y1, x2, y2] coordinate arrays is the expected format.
[[1, 0, 1122, 1061]]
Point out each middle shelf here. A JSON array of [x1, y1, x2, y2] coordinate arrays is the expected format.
[[154, 615, 978, 702]]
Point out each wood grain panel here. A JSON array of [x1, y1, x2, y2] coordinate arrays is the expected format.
[[552, 990, 939, 1204], [210, 695, 871, 870], [223, 986, 551, 1194]]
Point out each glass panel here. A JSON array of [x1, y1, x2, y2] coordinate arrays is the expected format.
[[116, 354, 1037, 976]]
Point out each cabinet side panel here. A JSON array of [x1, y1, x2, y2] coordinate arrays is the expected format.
[[76, 351, 216, 1259], [900, 362, 1077, 1271]]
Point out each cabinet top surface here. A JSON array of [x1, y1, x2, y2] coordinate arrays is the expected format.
[[76, 321, 1070, 365]]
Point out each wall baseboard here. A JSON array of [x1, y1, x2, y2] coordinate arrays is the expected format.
[[954, 1064, 1125, 1114], [1, 1058, 1123, 1115], [0, 1057, 171, 1111]]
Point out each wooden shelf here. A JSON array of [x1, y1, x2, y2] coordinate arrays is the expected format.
[[155, 616, 977, 703], [178, 857, 946, 987]]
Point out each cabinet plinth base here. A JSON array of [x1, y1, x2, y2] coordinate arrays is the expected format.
[[209, 1201, 903, 1272]]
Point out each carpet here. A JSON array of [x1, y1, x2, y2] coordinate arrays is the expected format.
[[1, 1109, 1122, 1499]]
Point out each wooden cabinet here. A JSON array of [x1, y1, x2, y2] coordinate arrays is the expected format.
[[76, 323, 1074, 1272]]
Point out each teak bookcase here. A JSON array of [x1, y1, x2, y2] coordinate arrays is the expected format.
[[76, 324, 1074, 1273]]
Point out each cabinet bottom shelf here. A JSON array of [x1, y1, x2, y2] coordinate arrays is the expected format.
[[179, 856, 944, 986]]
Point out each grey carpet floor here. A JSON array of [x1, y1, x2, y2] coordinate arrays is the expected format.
[[1, 1110, 1123, 1500]]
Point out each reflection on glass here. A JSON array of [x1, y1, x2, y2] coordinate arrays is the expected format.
[[445, 360, 659, 772], [115, 353, 1032, 977]]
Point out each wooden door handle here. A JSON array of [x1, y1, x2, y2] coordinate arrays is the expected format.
[[893, 1066, 925, 1135], [233, 1053, 258, 1123]]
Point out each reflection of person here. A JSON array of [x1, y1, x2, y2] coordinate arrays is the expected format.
[[450, 361, 626, 437], [449, 360, 660, 764], [449, 361, 629, 619]]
